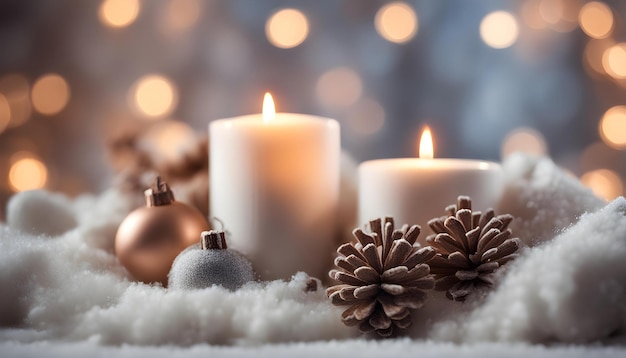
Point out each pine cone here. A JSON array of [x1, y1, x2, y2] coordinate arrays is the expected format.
[[426, 196, 521, 302], [327, 217, 436, 337]]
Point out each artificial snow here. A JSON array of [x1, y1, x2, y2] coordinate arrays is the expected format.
[[0, 153, 625, 356]]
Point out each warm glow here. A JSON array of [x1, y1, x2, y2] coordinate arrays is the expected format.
[[501, 127, 548, 159], [265, 8, 309, 49], [0, 94, 10, 134], [316, 67, 363, 108], [480, 11, 519, 49], [522, 0, 547, 29], [599, 106, 626, 149], [602, 43, 626, 79], [262, 92, 276, 122], [0, 73, 31, 128], [9, 155, 48, 192], [160, 0, 200, 35], [346, 98, 385, 136], [375, 2, 418, 44], [581, 169, 623, 201], [579, 1, 614, 39], [131, 75, 177, 118], [584, 39, 615, 75], [31, 73, 70, 115], [142, 121, 196, 163], [99, 0, 140, 28], [419, 127, 434, 159]]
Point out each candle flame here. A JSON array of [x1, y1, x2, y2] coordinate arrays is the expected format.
[[419, 126, 434, 159], [262, 92, 276, 122]]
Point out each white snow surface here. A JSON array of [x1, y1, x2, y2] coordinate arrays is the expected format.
[[1, 153, 625, 357]]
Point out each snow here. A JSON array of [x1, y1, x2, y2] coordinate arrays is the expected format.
[[0, 153, 625, 356]]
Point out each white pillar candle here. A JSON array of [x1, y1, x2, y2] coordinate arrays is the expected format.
[[209, 94, 340, 280], [358, 127, 503, 244]]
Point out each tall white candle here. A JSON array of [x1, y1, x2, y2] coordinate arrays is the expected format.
[[209, 94, 340, 280], [359, 127, 503, 243]]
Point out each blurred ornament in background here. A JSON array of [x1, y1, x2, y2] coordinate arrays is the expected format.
[[114, 176, 210, 286], [578, 1, 614, 39], [599, 106, 626, 150], [501, 127, 548, 159]]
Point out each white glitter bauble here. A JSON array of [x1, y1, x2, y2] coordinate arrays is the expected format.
[[168, 230, 255, 290]]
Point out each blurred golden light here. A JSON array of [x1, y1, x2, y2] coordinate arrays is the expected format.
[[599, 106, 626, 149], [316, 67, 363, 108], [419, 126, 434, 159], [131, 75, 177, 118], [160, 0, 201, 35], [501, 127, 548, 159], [580, 169, 623, 201], [9, 154, 48, 192], [99, 0, 140, 28], [579, 1, 614, 39], [31, 73, 71, 116], [584, 39, 615, 75], [0, 73, 31, 128], [542, 0, 579, 32], [141, 121, 196, 163], [265, 8, 309, 49], [375, 2, 418, 44], [0, 94, 10, 134], [345, 98, 385, 136], [480, 11, 519, 49], [522, 0, 547, 29], [602, 43, 626, 79]]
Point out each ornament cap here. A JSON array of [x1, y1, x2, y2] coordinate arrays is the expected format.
[[144, 176, 175, 206], [201, 230, 227, 250]]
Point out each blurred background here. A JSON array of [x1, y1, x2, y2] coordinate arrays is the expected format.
[[0, 0, 625, 219]]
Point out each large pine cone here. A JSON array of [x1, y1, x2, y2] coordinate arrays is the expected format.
[[327, 217, 435, 337], [426, 196, 521, 301]]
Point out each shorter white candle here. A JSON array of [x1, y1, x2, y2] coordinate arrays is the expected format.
[[358, 127, 503, 243], [210, 93, 340, 280]]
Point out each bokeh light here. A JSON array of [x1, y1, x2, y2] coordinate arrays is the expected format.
[[316, 67, 363, 108], [0, 94, 10, 134], [480, 11, 519, 49], [538, 0, 579, 32], [160, 0, 201, 36], [501, 127, 548, 159], [579, 1, 614, 39], [31, 73, 71, 115], [375, 2, 418, 44], [602, 43, 626, 79], [140, 121, 196, 164], [99, 0, 140, 28], [8, 153, 48, 192], [345, 98, 385, 136], [584, 39, 615, 75], [265, 8, 309, 49], [131, 75, 177, 119], [0, 73, 31, 128], [522, 0, 547, 29], [580, 169, 623, 201], [599, 106, 626, 149]]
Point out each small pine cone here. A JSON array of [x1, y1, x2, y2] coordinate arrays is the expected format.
[[327, 217, 436, 337], [426, 196, 521, 302]]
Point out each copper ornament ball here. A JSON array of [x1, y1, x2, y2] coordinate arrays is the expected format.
[[115, 177, 210, 286]]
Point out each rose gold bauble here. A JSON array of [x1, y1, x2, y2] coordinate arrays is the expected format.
[[115, 176, 210, 286]]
